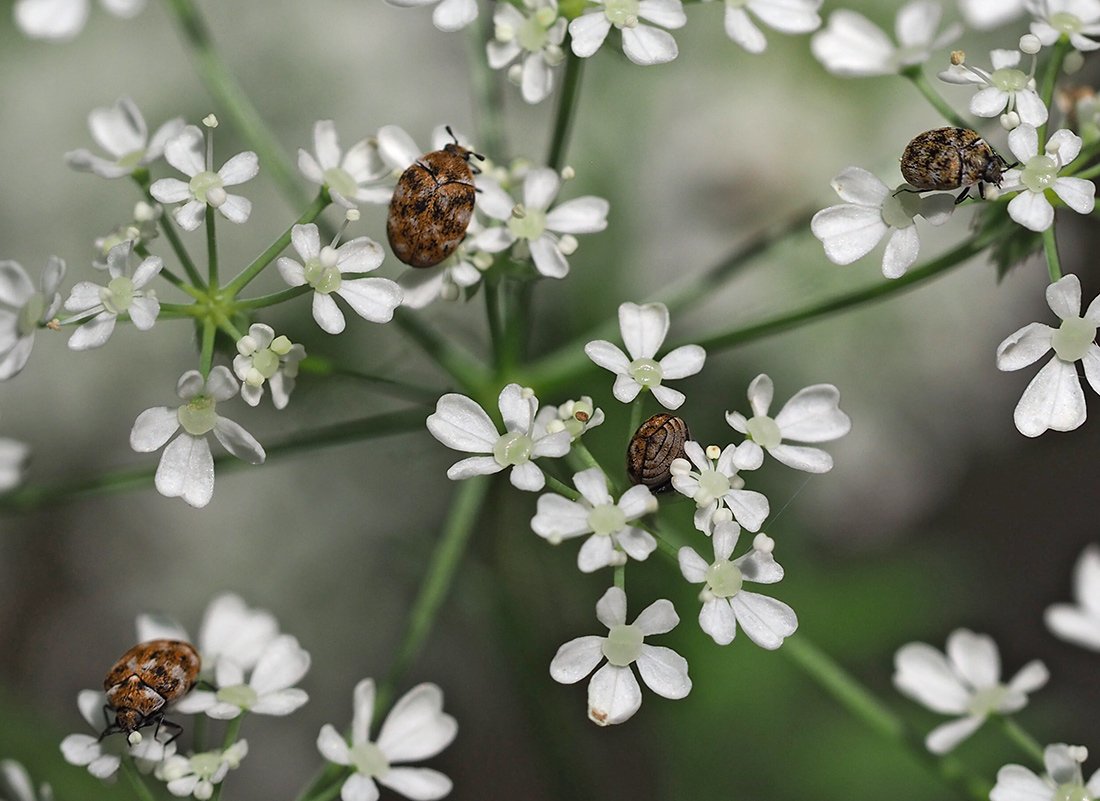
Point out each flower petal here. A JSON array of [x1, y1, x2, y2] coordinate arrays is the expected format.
[[996, 323, 1055, 371], [729, 591, 797, 649], [568, 12, 612, 57], [659, 345, 706, 379], [549, 636, 605, 683], [633, 598, 679, 636], [377, 768, 452, 800], [337, 278, 402, 324], [621, 24, 679, 65], [1013, 356, 1086, 437], [893, 642, 971, 714], [155, 434, 214, 507], [587, 663, 642, 725], [634, 644, 691, 698], [427, 394, 499, 452], [129, 407, 179, 452], [926, 715, 985, 754], [376, 683, 457, 762], [945, 628, 1000, 688], [249, 635, 310, 695], [212, 417, 266, 464], [545, 197, 609, 233], [810, 204, 887, 265]]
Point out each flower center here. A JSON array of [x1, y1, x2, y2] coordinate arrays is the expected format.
[[602, 623, 643, 666], [101, 276, 135, 314], [1051, 315, 1097, 362], [745, 415, 782, 449], [705, 560, 743, 598], [966, 685, 1008, 716], [16, 292, 45, 337], [303, 247, 343, 294], [518, 13, 550, 51], [188, 752, 224, 780], [1021, 154, 1059, 192], [1049, 11, 1083, 34], [348, 741, 390, 778], [1052, 785, 1090, 801], [695, 468, 731, 506], [507, 208, 547, 241], [189, 170, 225, 204], [178, 394, 218, 436], [215, 684, 258, 709], [603, 0, 639, 27], [991, 67, 1028, 92], [628, 357, 663, 387], [117, 148, 147, 171], [880, 192, 919, 229], [493, 431, 533, 466], [588, 503, 626, 536], [323, 166, 359, 200], [250, 348, 281, 381]]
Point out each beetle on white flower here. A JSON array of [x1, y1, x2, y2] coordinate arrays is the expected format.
[[568, 0, 686, 65], [60, 689, 175, 781], [991, 743, 1100, 801], [155, 741, 247, 800], [0, 256, 66, 381], [298, 120, 392, 209], [129, 366, 266, 508], [64, 242, 162, 351], [532, 467, 658, 573], [998, 125, 1096, 232], [1045, 543, 1100, 651], [317, 679, 457, 801], [65, 96, 183, 179], [585, 302, 705, 410], [14, 0, 145, 41], [671, 441, 769, 533], [720, 0, 822, 54], [996, 274, 1100, 437], [233, 324, 305, 409], [893, 628, 1048, 754], [726, 373, 851, 473], [427, 383, 571, 491]]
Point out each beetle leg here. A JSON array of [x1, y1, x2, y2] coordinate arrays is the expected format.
[[97, 705, 119, 741], [954, 186, 973, 205], [157, 718, 184, 746]]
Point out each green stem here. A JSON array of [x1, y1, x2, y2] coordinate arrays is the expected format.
[[393, 309, 492, 394], [498, 278, 532, 376], [613, 562, 625, 590], [206, 204, 219, 287], [546, 50, 584, 172], [158, 302, 203, 317], [199, 317, 216, 378], [298, 356, 443, 405], [1042, 226, 1062, 282], [782, 636, 991, 800], [223, 192, 329, 296], [467, 13, 506, 159], [485, 275, 505, 369], [235, 285, 312, 310], [902, 67, 973, 130], [208, 716, 243, 801], [1070, 161, 1100, 181], [153, 194, 205, 288], [544, 473, 581, 500], [1000, 717, 1046, 766], [376, 476, 491, 718], [120, 758, 158, 801], [301, 779, 345, 801], [627, 396, 644, 444], [1038, 39, 1072, 144]]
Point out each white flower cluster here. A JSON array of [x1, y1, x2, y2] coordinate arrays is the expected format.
[[427, 301, 850, 724]]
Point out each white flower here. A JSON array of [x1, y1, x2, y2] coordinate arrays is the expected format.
[[150, 125, 259, 232], [999, 126, 1096, 232], [384, 0, 478, 31], [60, 689, 175, 781], [318, 679, 457, 801], [996, 274, 1100, 437], [14, 0, 145, 41], [678, 518, 796, 647], [65, 97, 183, 179], [397, 217, 494, 309], [584, 302, 705, 410], [94, 202, 162, 269], [532, 467, 658, 572], [376, 124, 474, 178], [277, 223, 402, 334], [129, 366, 266, 508], [991, 743, 1100, 801], [721, 0, 822, 54], [488, 0, 567, 103], [426, 383, 571, 491], [893, 629, 1048, 754], [725, 373, 851, 473], [1028, 0, 1100, 51], [811, 1, 962, 77], [811, 167, 954, 279], [155, 741, 247, 800], [568, 0, 687, 65], [0, 438, 30, 492], [939, 49, 1047, 128], [0, 760, 51, 801], [1045, 544, 1100, 650], [475, 168, 608, 279], [64, 242, 162, 351], [232, 324, 305, 409], [0, 257, 66, 381], [670, 441, 769, 533], [550, 586, 690, 726], [174, 634, 309, 720], [298, 120, 391, 209], [958, 0, 1026, 29], [533, 395, 605, 441]]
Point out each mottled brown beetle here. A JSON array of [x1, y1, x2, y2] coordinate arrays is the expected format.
[[627, 413, 690, 492], [100, 639, 200, 744], [900, 127, 1008, 204], [386, 127, 483, 268]]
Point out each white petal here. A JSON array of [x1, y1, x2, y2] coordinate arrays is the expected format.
[[969, 87, 1009, 117], [811, 10, 894, 76], [218, 151, 259, 186], [508, 461, 545, 491], [549, 636, 605, 683], [830, 166, 890, 206], [212, 417, 266, 464], [313, 293, 347, 334], [586, 663, 642, 725], [377, 768, 452, 801], [926, 716, 985, 754], [292, 223, 322, 262], [946, 629, 1000, 688], [619, 302, 668, 360], [1047, 274, 1082, 320], [768, 444, 833, 473], [616, 527, 656, 560], [336, 237, 385, 273], [729, 592, 797, 649], [498, 383, 535, 433], [520, 54, 554, 104], [341, 774, 380, 801], [990, 764, 1053, 801], [634, 644, 691, 698], [164, 126, 205, 177], [149, 177, 192, 204], [427, 394, 499, 452], [568, 12, 612, 58], [14, 0, 89, 40], [1073, 543, 1100, 615], [750, 0, 821, 33], [881, 225, 920, 279], [1013, 357, 1086, 437], [338, 278, 402, 324], [1044, 604, 1100, 650], [545, 197, 609, 233], [446, 456, 504, 480], [377, 683, 457, 762], [172, 200, 207, 232], [633, 598, 679, 636], [774, 384, 851, 442], [155, 434, 214, 507], [1007, 190, 1054, 232], [532, 494, 591, 540], [618, 484, 656, 520], [1052, 177, 1096, 215], [1048, 128, 1083, 165], [251, 688, 309, 715], [577, 535, 616, 572], [217, 195, 252, 225], [530, 237, 569, 278], [584, 340, 630, 374], [1008, 123, 1040, 163], [678, 546, 709, 583], [432, 0, 478, 31], [893, 642, 971, 713], [1014, 90, 1049, 127], [1006, 660, 1049, 696], [650, 385, 686, 410], [727, 7, 767, 51], [637, 0, 686, 28], [130, 407, 180, 452], [997, 323, 1055, 371], [659, 345, 705, 379], [724, 489, 769, 532], [621, 24, 678, 65], [810, 205, 888, 265], [523, 168, 561, 212], [351, 678, 376, 746], [895, 0, 941, 46], [250, 635, 310, 694], [699, 599, 737, 645], [596, 585, 627, 627], [68, 313, 117, 351]]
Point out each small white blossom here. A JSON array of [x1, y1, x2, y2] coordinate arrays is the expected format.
[[14, 0, 145, 41], [678, 517, 796, 647], [64, 243, 162, 351], [958, 0, 1027, 29], [277, 223, 402, 333], [65, 97, 183, 179], [894, 629, 1048, 754], [232, 324, 305, 409], [384, 0, 478, 31], [0, 437, 30, 492], [155, 741, 247, 800], [533, 395, 605, 441], [721, 0, 822, 54], [532, 467, 658, 572], [811, 167, 954, 278], [996, 274, 1100, 437], [1045, 543, 1100, 650], [94, 202, 162, 269], [991, 743, 1100, 801], [939, 49, 1047, 128], [150, 125, 259, 232], [60, 689, 175, 781], [175, 634, 309, 720], [1028, 0, 1100, 52], [488, 0, 567, 104], [670, 441, 769, 533], [812, 1, 962, 77], [726, 374, 851, 473], [426, 383, 571, 491], [318, 679, 457, 801], [298, 120, 391, 208], [475, 168, 608, 279], [584, 302, 705, 410], [0, 257, 66, 381], [550, 586, 691, 726], [129, 366, 266, 508], [568, 0, 687, 65], [0, 760, 51, 801], [998, 125, 1096, 232]]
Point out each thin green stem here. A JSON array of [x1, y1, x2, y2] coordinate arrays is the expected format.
[[120, 758, 158, 801], [546, 51, 584, 172], [393, 308, 492, 394], [1042, 226, 1062, 282], [498, 278, 532, 376], [301, 779, 345, 801], [782, 636, 991, 800], [1070, 161, 1100, 181], [1000, 717, 1046, 766], [235, 285, 312, 310], [158, 302, 203, 317], [544, 473, 581, 500], [223, 192, 329, 296], [206, 204, 219, 287], [902, 67, 973, 130], [199, 317, 216, 378], [298, 357, 443, 405], [1038, 39, 1072, 144], [613, 562, 625, 591], [627, 396, 644, 444], [485, 275, 505, 369]]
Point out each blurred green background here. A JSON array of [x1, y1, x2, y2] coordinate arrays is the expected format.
[[0, 1, 1097, 799]]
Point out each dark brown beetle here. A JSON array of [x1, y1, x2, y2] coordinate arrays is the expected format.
[[627, 413, 690, 492], [100, 639, 200, 744], [900, 127, 1008, 204]]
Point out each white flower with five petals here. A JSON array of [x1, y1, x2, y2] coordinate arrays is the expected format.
[[155, 741, 247, 800], [670, 441, 769, 533], [0, 257, 66, 381], [14, 0, 144, 41], [721, 0, 822, 54], [488, 0, 567, 104], [938, 49, 1047, 128], [1045, 543, 1100, 651], [64, 243, 162, 351], [996, 274, 1100, 437], [317, 679, 457, 801], [65, 97, 183, 179], [1028, 0, 1100, 52], [991, 743, 1100, 801], [568, 0, 687, 65], [893, 628, 1048, 754], [60, 689, 175, 780], [584, 302, 705, 410], [999, 126, 1096, 232], [232, 324, 305, 409], [550, 586, 691, 726], [298, 120, 391, 209]]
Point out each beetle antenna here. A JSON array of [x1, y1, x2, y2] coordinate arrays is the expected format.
[[445, 125, 459, 146]]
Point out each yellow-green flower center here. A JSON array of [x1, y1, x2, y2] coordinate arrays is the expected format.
[[16, 293, 45, 337], [628, 357, 663, 387], [1051, 315, 1097, 362], [603, 0, 639, 27], [695, 468, 731, 506], [323, 167, 358, 200], [178, 394, 218, 436], [1021, 154, 1059, 192], [348, 742, 390, 778], [304, 247, 342, 294], [746, 415, 782, 449], [991, 67, 1028, 92], [1052, 784, 1090, 801], [705, 560, 743, 598], [507, 208, 547, 241], [493, 431, 533, 466], [215, 684, 257, 709], [189, 170, 225, 204], [1050, 11, 1083, 35], [588, 503, 626, 536], [602, 623, 643, 666], [101, 276, 135, 314]]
